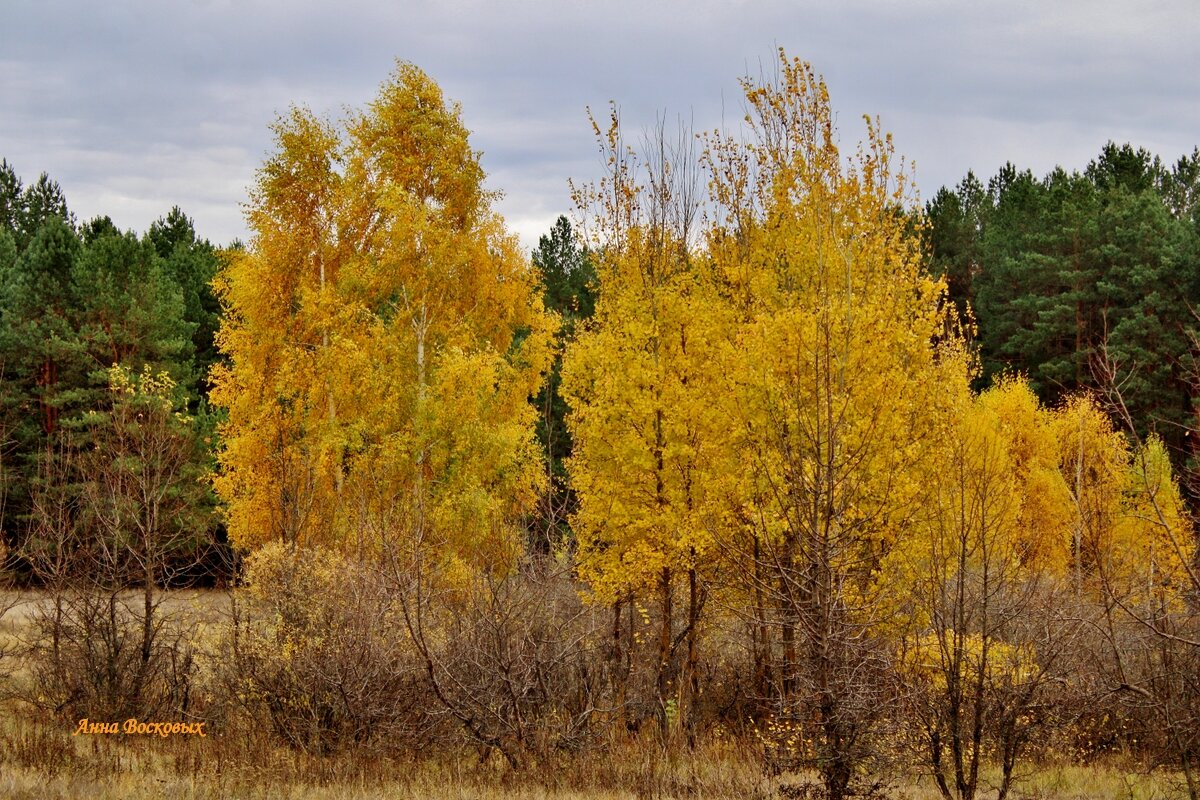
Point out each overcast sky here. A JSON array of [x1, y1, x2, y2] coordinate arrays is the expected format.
[[3, 0, 1198, 254]]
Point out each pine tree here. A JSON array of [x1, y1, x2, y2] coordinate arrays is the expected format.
[[529, 215, 595, 555]]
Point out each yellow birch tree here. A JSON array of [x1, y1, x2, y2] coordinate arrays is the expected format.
[[212, 63, 554, 575], [977, 376, 1074, 574], [886, 386, 1068, 800]]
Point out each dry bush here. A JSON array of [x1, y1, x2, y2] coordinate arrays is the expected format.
[[221, 543, 626, 770], [24, 588, 199, 721], [400, 560, 613, 769], [19, 443, 206, 720], [1097, 607, 1200, 797], [220, 542, 433, 754]]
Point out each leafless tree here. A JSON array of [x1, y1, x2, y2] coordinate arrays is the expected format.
[[1091, 340, 1200, 797], [388, 529, 611, 770], [21, 369, 214, 720]]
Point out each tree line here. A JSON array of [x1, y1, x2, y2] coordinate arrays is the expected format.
[[1, 51, 1199, 800], [0, 162, 228, 577], [927, 143, 1200, 485]]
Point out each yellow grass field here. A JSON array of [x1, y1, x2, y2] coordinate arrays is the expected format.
[[0, 590, 1186, 799]]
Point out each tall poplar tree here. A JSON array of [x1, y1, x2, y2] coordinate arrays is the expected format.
[[702, 52, 971, 798], [564, 112, 725, 733]]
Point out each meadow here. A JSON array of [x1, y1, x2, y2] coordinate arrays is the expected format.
[[0, 590, 1187, 800]]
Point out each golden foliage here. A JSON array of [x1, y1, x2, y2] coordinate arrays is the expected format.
[[212, 63, 554, 569]]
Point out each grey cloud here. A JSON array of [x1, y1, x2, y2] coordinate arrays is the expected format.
[[2, 0, 1197, 252]]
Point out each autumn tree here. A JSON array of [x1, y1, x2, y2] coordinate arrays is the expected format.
[[700, 52, 971, 797], [564, 111, 725, 736], [212, 65, 561, 766], [213, 60, 554, 568], [888, 382, 1079, 800]]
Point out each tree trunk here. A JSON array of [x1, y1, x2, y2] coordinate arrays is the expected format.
[[657, 565, 673, 734], [683, 561, 700, 744]]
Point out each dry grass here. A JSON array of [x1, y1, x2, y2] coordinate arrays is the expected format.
[[0, 589, 1189, 799], [0, 704, 1186, 800], [0, 767, 645, 800], [885, 764, 1181, 800], [0, 705, 769, 799]]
